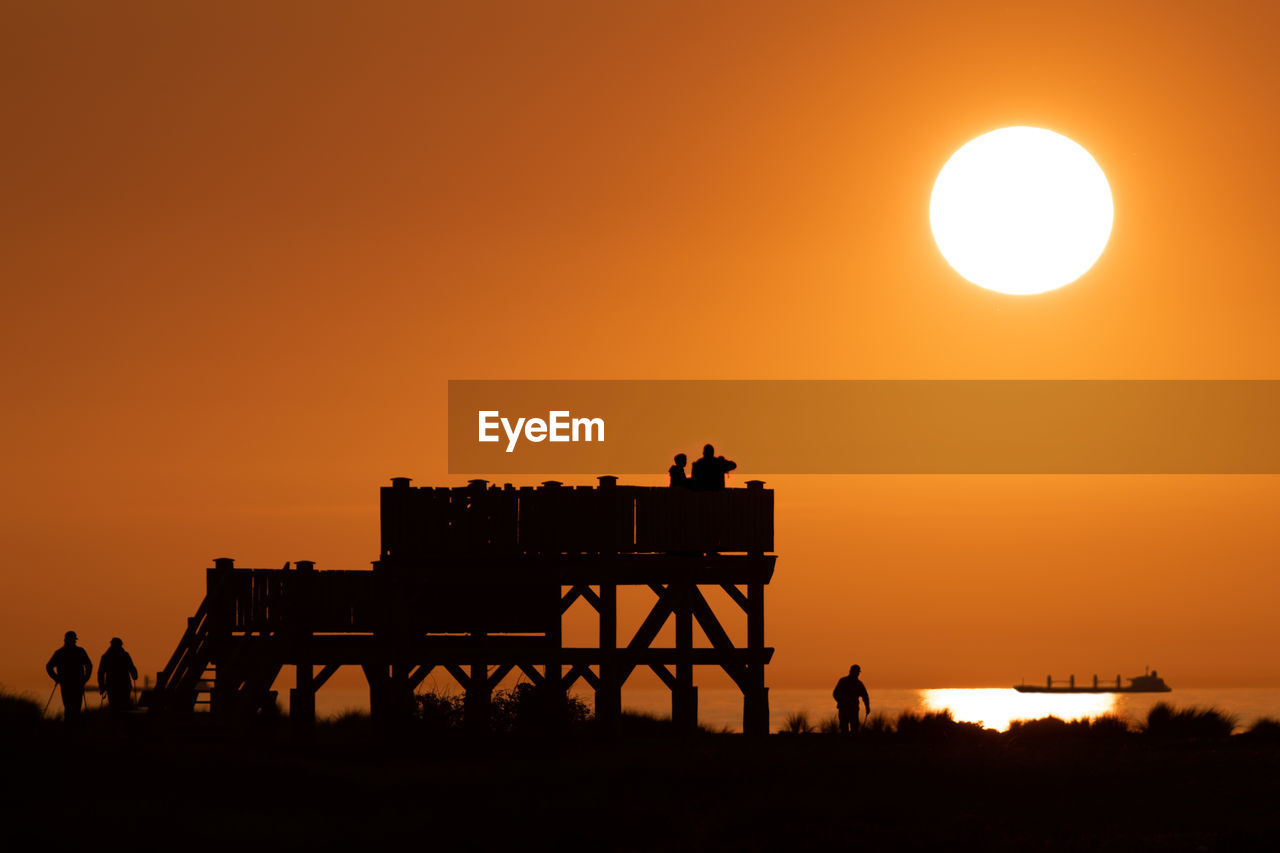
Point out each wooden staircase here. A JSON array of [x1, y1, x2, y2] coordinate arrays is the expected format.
[[143, 584, 281, 714]]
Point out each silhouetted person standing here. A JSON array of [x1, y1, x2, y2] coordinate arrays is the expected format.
[[669, 453, 690, 488], [46, 631, 92, 723], [690, 444, 736, 490], [833, 664, 870, 734], [98, 637, 138, 711]]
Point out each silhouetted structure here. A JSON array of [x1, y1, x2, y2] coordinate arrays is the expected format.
[[1014, 668, 1172, 693], [146, 476, 776, 734], [98, 637, 138, 711], [833, 664, 870, 734], [690, 444, 736, 490], [46, 631, 92, 723]]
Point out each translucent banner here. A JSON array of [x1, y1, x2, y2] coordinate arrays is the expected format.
[[447, 380, 1280, 474]]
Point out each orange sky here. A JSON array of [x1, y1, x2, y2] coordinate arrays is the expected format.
[[3, 1, 1280, 694]]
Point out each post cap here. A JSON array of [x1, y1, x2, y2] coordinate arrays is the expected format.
[[541, 480, 563, 489], [597, 475, 618, 488], [390, 477, 412, 489], [467, 478, 489, 490], [295, 560, 315, 571], [213, 557, 235, 570], [745, 480, 766, 490]]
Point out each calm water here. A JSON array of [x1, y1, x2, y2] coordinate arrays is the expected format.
[[630, 687, 1280, 733], [309, 686, 1280, 733], [27, 682, 1276, 732]]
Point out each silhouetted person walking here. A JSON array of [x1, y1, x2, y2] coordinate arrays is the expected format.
[[98, 637, 138, 711], [669, 453, 690, 488], [46, 631, 92, 723], [833, 664, 870, 734], [690, 444, 736, 490]]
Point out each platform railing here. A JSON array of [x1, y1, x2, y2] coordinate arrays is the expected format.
[[380, 478, 773, 559]]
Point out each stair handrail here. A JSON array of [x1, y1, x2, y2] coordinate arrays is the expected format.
[[154, 595, 210, 691]]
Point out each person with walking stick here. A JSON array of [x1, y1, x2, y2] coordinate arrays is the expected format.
[[98, 637, 138, 711], [46, 630, 92, 724], [833, 664, 871, 735]]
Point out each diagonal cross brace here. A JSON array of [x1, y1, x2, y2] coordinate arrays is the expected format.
[[487, 663, 515, 689], [313, 663, 341, 690], [648, 663, 678, 689], [443, 662, 471, 689], [689, 587, 751, 690], [720, 583, 749, 611], [564, 663, 600, 690], [561, 584, 602, 614], [616, 584, 678, 684]]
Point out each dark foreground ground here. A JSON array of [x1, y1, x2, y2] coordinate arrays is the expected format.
[[3, 708, 1279, 852]]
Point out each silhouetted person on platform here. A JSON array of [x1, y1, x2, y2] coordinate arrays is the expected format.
[[690, 444, 736, 490], [46, 631, 92, 723], [833, 664, 870, 734], [669, 453, 690, 488], [98, 637, 138, 711]]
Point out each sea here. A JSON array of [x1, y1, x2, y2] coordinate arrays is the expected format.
[[307, 686, 1280, 734], [22, 682, 1280, 733]]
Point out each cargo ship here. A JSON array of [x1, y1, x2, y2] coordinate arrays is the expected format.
[[1014, 668, 1171, 693]]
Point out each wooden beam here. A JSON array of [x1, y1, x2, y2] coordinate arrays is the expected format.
[[674, 582, 694, 731], [560, 584, 602, 614], [443, 662, 471, 688], [690, 588, 751, 690], [648, 662, 678, 689], [560, 585, 583, 613], [564, 663, 599, 690], [406, 664, 436, 690], [227, 634, 773, 665], [616, 584, 677, 684], [690, 588, 739, 652], [627, 585, 676, 649], [747, 581, 765, 667], [313, 663, 341, 690], [517, 663, 544, 684], [487, 662, 515, 689], [720, 583, 749, 611], [597, 580, 619, 727]]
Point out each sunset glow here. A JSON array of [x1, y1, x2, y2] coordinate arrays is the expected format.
[[923, 688, 1118, 732]]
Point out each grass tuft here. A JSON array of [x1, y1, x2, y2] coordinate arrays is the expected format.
[[1143, 702, 1237, 740], [782, 711, 813, 734], [0, 688, 44, 730], [1240, 716, 1280, 743]]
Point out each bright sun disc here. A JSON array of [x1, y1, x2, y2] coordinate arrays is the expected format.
[[930, 126, 1113, 295]]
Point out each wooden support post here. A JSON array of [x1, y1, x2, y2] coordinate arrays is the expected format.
[[673, 581, 697, 732], [743, 576, 769, 736], [541, 585, 564, 730], [464, 661, 489, 733], [392, 662, 414, 720], [209, 558, 235, 717], [597, 581, 620, 731], [362, 663, 391, 720], [466, 604, 490, 732], [291, 560, 316, 735]]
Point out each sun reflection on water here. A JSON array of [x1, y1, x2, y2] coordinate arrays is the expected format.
[[922, 688, 1118, 732]]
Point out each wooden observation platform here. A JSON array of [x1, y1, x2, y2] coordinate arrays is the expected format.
[[147, 476, 776, 734]]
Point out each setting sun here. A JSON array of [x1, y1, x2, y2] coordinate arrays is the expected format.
[[930, 126, 1114, 295]]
